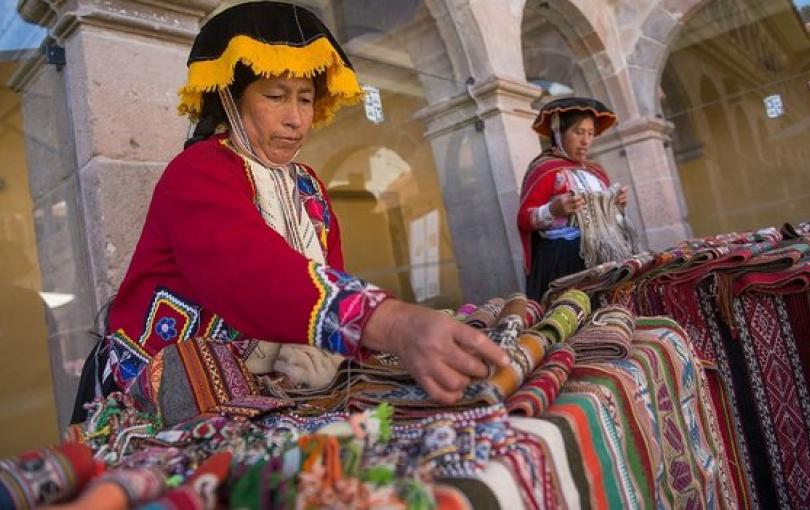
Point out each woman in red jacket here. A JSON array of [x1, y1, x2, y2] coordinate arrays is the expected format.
[[518, 97, 631, 301], [72, 2, 507, 423]]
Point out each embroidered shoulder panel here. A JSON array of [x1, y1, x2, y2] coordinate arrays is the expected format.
[[295, 164, 331, 254]]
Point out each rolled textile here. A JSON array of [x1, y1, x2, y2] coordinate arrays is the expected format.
[[543, 261, 619, 307], [463, 297, 505, 329], [337, 316, 549, 415], [465, 289, 590, 405], [480, 328, 548, 402], [453, 303, 478, 321], [494, 293, 544, 329], [0, 443, 96, 509], [525, 299, 544, 328], [284, 291, 585, 418], [568, 305, 634, 363], [534, 289, 591, 343], [506, 344, 576, 417], [135, 451, 231, 510], [53, 467, 165, 510], [782, 220, 810, 239], [495, 293, 528, 326]]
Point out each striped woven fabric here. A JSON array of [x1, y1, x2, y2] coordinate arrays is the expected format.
[[0, 443, 95, 509], [506, 344, 575, 417], [130, 337, 291, 426], [478, 317, 737, 510]]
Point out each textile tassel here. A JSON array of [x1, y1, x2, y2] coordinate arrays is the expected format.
[[371, 403, 393, 443]]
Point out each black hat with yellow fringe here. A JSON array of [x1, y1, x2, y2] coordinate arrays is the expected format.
[[178, 1, 362, 127]]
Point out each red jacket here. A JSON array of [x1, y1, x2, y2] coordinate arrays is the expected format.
[[106, 135, 388, 390]]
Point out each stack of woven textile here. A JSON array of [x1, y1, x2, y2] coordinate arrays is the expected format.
[[541, 220, 810, 510], [0, 287, 740, 509], [274, 291, 590, 419]]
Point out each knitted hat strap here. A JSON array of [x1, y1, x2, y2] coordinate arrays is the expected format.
[[550, 112, 569, 159]]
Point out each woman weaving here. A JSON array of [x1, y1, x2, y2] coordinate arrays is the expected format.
[[518, 97, 637, 301], [72, 1, 508, 423]]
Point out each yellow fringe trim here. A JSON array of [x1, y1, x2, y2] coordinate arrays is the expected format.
[[178, 35, 363, 128], [306, 261, 329, 346]]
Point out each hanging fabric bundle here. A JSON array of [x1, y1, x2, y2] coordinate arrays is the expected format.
[[575, 184, 639, 268]]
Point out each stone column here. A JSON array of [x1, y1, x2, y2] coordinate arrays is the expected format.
[[414, 76, 541, 302], [593, 117, 692, 250], [468, 76, 543, 286], [414, 0, 543, 297], [12, 0, 218, 429]]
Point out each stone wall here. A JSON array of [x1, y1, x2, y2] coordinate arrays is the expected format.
[[12, 0, 219, 429]]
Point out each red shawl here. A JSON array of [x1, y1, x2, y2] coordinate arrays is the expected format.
[[517, 153, 610, 274]]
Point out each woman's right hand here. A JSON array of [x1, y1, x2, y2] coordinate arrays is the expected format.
[[361, 299, 510, 404], [549, 192, 585, 217]]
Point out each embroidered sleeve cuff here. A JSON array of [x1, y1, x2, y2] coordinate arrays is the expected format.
[[306, 262, 391, 361], [530, 204, 555, 229]]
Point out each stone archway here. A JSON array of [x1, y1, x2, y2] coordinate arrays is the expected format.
[[654, 0, 810, 237], [521, 0, 630, 117], [627, 0, 713, 119], [519, 0, 687, 248], [585, 0, 720, 249]]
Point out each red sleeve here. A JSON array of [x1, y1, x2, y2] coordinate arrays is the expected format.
[[153, 145, 386, 358], [516, 158, 572, 274], [326, 211, 344, 270], [517, 166, 561, 233]]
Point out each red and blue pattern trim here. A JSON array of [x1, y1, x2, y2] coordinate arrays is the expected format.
[[108, 330, 152, 391], [307, 262, 388, 359], [202, 314, 241, 343], [138, 288, 202, 350], [295, 164, 332, 255]]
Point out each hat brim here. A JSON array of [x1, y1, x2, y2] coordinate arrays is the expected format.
[[178, 35, 363, 128], [532, 104, 617, 137]]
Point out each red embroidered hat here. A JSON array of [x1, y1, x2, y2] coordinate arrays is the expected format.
[[532, 96, 617, 137]]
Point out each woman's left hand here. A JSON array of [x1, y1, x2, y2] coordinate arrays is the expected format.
[[616, 185, 629, 207]]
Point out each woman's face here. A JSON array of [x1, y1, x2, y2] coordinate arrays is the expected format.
[[238, 74, 315, 165], [561, 116, 595, 163]]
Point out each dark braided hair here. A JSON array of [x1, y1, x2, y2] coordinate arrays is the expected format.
[[184, 63, 329, 149]]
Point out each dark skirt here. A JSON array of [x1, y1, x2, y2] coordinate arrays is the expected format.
[[70, 339, 116, 424], [525, 235, 586, 302]]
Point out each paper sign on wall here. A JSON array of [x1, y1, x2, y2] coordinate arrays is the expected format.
[[763, 94, 784, 119], [362, 84, 385, 124], [409, 210, 440, 302]]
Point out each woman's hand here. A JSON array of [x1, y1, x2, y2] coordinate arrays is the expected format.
[[361, 299, 510, 404], [549, 192, 585, 217], [616, 185, 629, 207]]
